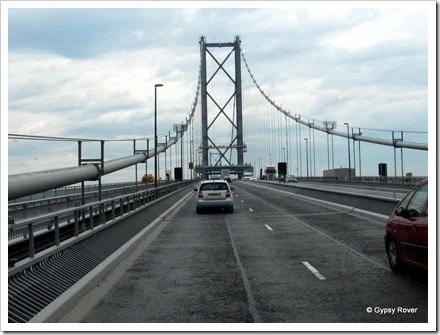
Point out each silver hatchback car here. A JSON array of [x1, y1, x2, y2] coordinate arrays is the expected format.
[[194, 180, 234, 213]]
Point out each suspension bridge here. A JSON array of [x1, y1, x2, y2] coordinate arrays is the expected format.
[[8, 35, 428, 200], [7, 36, 429, 326]]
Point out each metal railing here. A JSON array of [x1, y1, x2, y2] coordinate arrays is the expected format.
[[8, 182, 148, 221], [296, 176, 427, 185], [8, 181, 138, 204], [8, 181, 194, 264]]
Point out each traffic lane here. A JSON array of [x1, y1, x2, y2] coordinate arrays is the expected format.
[[229, 182, 428, 323], [235, 181, 428, 286], [80, 193, 253, 323], [262, 180, 408, 200], [77, 183, 428, 324], [252, 181, 401, 216], [235, 181, 391, 269]]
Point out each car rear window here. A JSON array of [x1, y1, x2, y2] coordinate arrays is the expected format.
[[406, 183, 428, 217], [200, 183, 228, 191]]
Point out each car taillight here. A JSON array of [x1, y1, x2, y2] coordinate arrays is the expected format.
[[226, 189, 231, 197], [198, 190, 203, 198]]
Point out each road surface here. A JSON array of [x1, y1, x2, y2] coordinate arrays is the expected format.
[[59, 181, 428, 330]]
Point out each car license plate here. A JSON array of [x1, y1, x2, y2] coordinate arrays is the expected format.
[[208, 193, 221, 197]]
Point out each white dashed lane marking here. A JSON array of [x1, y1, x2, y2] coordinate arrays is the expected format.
[[264, 224, 273, 231], [302, 261, 326, 280]]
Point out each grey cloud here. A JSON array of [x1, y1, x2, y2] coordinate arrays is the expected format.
[[9, 8, 176, 59]]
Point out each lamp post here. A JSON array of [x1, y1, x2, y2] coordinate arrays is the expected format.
[[304, 138, 309, 178], [344, 122, 351, 181], [259, 157, 262, 180], [154, 83, 163, 190], [190, 139, 194, 180]]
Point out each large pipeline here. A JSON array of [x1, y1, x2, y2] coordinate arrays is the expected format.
[[8, 136, 180, 201], [295, 119, 428, 151]]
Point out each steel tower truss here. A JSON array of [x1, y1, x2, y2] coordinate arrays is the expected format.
[[199, 35, 247, 178]]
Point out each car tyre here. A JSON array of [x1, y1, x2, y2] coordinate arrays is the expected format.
[[387, 238, 401, 272], [196, 207, 201, 214]]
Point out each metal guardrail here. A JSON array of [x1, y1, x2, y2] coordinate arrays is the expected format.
[[8, 181, 138, 203], [8, 182, 148, 221], [8, 181, 194, 263], [296, 176, 427, 185]]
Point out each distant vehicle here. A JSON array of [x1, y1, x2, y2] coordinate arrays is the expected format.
[[243, 171, 253, 180], [384, 179, 428, 272], [194, 180, 234, 214], [249, 176, 257, 181], [286, 175, 298, 183], [141, 174, 155, 184], [265, 165, 276, 180], [224, 177, 232, 183], [221, 169, 231, 181]]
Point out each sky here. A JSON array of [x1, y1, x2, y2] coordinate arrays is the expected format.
[[3, 1, 435, 184]]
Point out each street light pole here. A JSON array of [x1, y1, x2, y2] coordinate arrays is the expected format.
[[259, 157, 262, 180], [344, 122, 351, 181], [165, 134, 167, 181], [190, 139, 193, 180], [304, 138, 309, 178], [154, 83, 163, 190]]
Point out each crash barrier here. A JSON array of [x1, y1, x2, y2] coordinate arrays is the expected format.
[[8, 181, 194, 262]]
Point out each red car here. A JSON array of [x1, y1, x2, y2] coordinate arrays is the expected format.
[[385, 179, 428, 272]]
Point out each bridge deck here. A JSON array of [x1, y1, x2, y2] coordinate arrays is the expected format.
[[52, 181, 427, 328], [8, 181, 428, 327]]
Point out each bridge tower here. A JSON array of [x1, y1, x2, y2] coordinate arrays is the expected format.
[[198, 35, 248, 179]]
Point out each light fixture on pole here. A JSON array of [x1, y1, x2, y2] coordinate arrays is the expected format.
[[344, 122, 351, 181], [154, 83, 163, 190]]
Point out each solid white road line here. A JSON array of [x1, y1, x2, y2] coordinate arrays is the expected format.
[[264, 224, 273, 231], [302, 261, 326, 280]]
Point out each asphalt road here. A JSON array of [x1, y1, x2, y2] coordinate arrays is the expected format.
[[60, 180, 428, 328]]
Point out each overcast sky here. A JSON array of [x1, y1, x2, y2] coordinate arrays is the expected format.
[[3, 1, 435, 182]]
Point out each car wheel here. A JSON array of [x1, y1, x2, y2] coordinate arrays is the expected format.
[[387, 238, 401, 272], [196, 207, 201, 214], [229, 206, 234, 213]]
